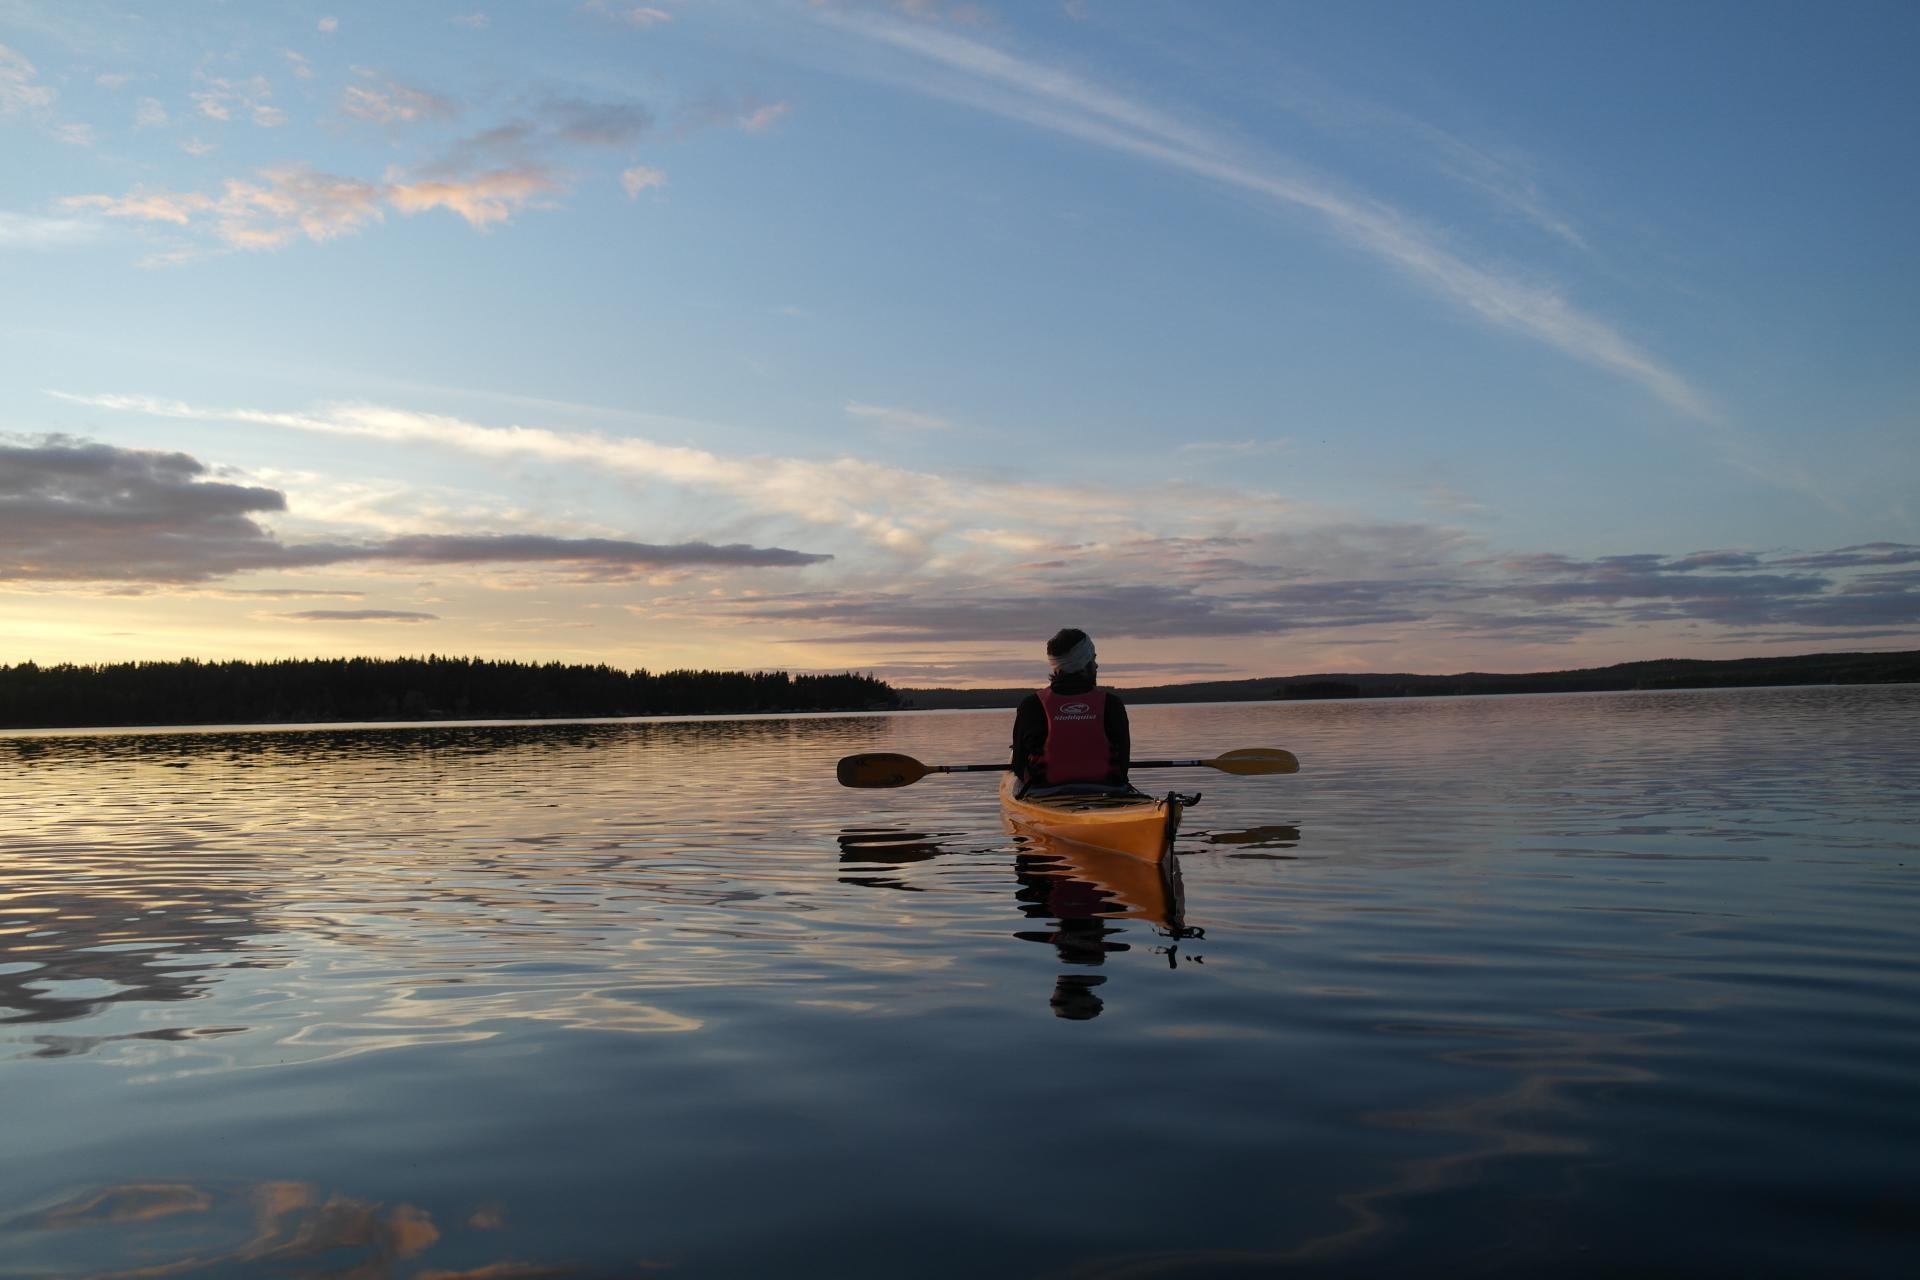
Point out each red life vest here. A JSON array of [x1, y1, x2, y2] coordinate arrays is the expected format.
[[1034, 688, 1110, 784]]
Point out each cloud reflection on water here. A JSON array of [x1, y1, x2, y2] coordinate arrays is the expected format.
[[10, 1178, 611, 1279]]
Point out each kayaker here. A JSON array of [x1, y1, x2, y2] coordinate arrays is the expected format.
[[1009, 627, 1131, 793]]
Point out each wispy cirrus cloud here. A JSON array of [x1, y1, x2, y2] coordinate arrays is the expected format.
[[0, 210, 98, 249], [846, 401, 950, 432], [281, 609, 438, 623], [1772, 543, 1920, 570], [200, 588, 367, 600], [64, 188, 208, 227], [1177, 438, 1288, 457], [0, 436, 830, 585], [807, 10, 1713, 422], [190, 72, 285, 128], [531, 97, 654, 147], [1417, 480, 1489, 517], [892, 0, 993, 25], [1411, 120, 1590, 253], [583, 2, 671, 28], [1243, 61, 1592, 253], [368, 533, 828, 571], [677, 96, 793, 137], [48, 391, 1224, 554], [726, 580, 1428, 642], [0, 43, 55, 116], [739, 101, 792, 132], [621, 165, 667, 197], [341, 77, 458, 126]]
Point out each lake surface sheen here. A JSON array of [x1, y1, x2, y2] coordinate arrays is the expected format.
[[3, 687, 1916, 1278]]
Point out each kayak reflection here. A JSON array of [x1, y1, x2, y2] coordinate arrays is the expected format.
[[1013, 831, 1201, 1021], [834, 825, 1204, 1020]]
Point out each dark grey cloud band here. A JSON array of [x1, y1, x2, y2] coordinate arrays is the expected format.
[[0, 437, 830, 583]]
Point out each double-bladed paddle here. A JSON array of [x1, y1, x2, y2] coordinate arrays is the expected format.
[[836, 747, 1299, 788]]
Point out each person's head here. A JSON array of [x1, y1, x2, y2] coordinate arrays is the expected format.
[[1046, 627, 1096, 680]]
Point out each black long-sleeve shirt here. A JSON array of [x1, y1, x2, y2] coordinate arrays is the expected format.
[[1009, 671, 1130, 786]]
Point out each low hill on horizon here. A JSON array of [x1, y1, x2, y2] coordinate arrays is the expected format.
[[897, 648, 1920, 710]]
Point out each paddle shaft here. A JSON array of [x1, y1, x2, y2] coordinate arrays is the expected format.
[[875, 756, 1259, 775], [932, 759, 1232, 771], [836, 747, 1297, 787]]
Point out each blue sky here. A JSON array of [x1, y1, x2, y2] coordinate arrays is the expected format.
[[3, 0, 1916, 685]]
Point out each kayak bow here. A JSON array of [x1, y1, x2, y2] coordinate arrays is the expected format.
[[999, 772, 1196, 863]]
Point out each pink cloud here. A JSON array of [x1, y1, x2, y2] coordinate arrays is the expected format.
[[620, 165, 667, 197], [342, 79, 457, 126], [739, 102, 792, 133], [386, 167, 561, 227], [63, 154, 573, 252], [64, 187, 215, 225], [0, 43, 55, 115], [64, 166, 385, 248]]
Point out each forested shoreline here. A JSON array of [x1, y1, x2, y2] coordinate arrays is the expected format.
[[899, 649, 1920, 709], [5, 648, 1914, 730], [0, 657, 900, 729]]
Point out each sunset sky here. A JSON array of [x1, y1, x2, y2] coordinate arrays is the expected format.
[[3, 0, 1916, 686]]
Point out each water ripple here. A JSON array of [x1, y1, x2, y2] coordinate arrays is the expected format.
[[3, 689, 1917, 1275]]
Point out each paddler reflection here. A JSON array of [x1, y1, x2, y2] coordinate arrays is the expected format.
[[1012, 830, 1202, 1021], [835, 826, 1203, 1019]]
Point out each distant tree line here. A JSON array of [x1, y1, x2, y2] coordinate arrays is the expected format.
[[899, 649, 1920, 709], [0, 657, 901, 729], [1268, 650, 1920, 699]]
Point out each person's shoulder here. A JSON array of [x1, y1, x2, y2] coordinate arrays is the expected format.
[[1100, 686, 1127, 704]]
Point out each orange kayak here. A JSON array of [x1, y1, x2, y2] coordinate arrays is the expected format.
[[998, 772, 1191, 862]]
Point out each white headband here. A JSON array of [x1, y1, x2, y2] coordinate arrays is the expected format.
[[1048, 636, 1096, 676]]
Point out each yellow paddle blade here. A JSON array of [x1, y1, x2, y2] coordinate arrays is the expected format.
[[837, 752, 931, 788], [1208, 748, 1300, 775]]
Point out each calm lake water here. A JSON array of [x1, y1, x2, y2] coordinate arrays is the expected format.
[[3, 686, 1917, 1278]]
